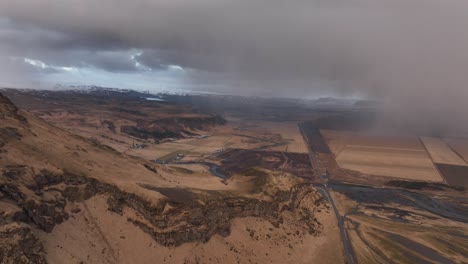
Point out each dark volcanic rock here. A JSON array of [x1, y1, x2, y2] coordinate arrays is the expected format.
[[62, 186, 82, 202], [2, 165, 28, 180], [1, 170, 75, 232], [0, 224, 47, 264], [22, 199, 68, 233], [130, 183, 323, 247], [120, 115, 226, 141], [0, 184, 26, 203], [107, 195, 124, 215], [33, 171, 63, 189], [120, 126, 182, 140]]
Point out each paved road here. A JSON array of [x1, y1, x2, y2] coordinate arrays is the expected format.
[[314, 185, 355, 264], [299, 123, 356, 264]]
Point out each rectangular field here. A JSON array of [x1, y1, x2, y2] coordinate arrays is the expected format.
[[337, 145, 442, 181], [420, 137, 468, 166], [322, 131, 443, 182], [443, 138, 468, 163]]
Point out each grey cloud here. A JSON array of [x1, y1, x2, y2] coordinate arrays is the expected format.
[[0, 18, 138, 73], [134, 50, 231, 72], [134, 52, 168, 71], [0, 18, 126, 53], [77, 51, 140, 73], [0, 0, 468, 133]]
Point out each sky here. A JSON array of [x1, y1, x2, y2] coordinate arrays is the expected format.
[[1, 0, 468, 132]]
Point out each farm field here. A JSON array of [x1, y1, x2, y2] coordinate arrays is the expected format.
[[420, 137, 468, 166], [443, 137, 468, 163], [322, 131, 442, 181]]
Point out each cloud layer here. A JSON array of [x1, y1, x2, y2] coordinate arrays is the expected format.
[[1, 0, 468, 133]]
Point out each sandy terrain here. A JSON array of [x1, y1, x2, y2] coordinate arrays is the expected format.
[[322, 131, 442, 181], [158, 164, 254, 192], [36, 194, 342, 264]]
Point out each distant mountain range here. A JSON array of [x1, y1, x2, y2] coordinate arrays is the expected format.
[[48, 84, 379, 108]]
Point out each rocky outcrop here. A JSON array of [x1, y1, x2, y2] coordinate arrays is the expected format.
[[126, 190, 282, 246], [128, 182, 324, 247], [1, 167, 325, 249], [0, 224, 47, 264], [287, 183, 325, 234], [1, 171, 69, 233]]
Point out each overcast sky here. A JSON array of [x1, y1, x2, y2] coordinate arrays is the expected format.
[[1, 0, 468, 132]]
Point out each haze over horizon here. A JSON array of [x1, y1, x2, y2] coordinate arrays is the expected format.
[[1, 0, 468, 132]]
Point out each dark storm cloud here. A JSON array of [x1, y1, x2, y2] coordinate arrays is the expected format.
[[76, 51, 140, 73], [0, 17, 126, 53], [0, 0, 370, 83], [0, 18, 137, 73], [1, 0, 468, 133]]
